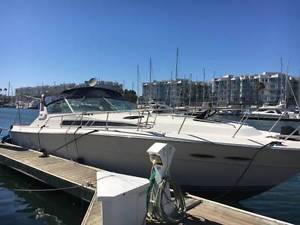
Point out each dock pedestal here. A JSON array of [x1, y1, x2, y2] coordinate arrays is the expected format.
[[97, 171, 149, 225]]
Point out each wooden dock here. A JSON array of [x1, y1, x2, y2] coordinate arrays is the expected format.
[[0, 143, 101, 225], [0, 143, 292, 225]]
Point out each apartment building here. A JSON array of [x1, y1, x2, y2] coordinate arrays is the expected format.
[[211, 72, 297, 106], [142, 79, 210, 106], [142, 72, 299, 107]]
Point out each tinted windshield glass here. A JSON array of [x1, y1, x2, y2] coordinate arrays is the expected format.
[[67, 97, 136, 112], [104, 98, 136, 111], [47, 99, 72, 114]]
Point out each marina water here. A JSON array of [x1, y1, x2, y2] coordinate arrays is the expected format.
[[0, 108, 299, 224], [0, 108, 88, 225]]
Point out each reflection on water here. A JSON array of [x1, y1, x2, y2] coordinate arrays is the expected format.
[[0, 108, 88, 225], [0, 165, 88, 225]]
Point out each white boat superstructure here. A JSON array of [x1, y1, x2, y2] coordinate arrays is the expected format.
[[10, 87, 300, 200], [247, 107, 300, 121]]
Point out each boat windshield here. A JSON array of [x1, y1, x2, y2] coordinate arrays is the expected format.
[[46, 97, 136, 113], [45, 87, 136, 113], [67, 97, 136, 112]]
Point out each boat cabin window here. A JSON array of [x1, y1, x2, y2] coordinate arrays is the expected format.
[[47, 99, 72, 114]]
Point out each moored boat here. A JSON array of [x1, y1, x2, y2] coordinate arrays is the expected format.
[[9, 86, 300, 200]]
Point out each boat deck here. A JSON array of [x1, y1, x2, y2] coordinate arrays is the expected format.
[[0, 143, 291, 225]]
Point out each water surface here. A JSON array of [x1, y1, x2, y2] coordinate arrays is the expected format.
[[0, 108, 88, 225]]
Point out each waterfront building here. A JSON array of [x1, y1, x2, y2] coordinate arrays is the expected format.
[[142, 79, 210, 106], [143, 72, 299, 107], [239, 75, 259, 106], [212, 75, 241, 106], [257, 72, 286, 105], [211, 72, 298, 107], [15, 83, 77, 97]]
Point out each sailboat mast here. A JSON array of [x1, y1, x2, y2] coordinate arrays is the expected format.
[[175, 48, 179, 80], [202, 67, 206, 105], [189, 73, 192, 107], [284, 61, 289, 107], [280, 57, 285, 105], [175, 48, 179, 106], [136, 65, 140, 104], [149, 57, 152, 101], [212, 71, 216, 106], [195, 74, 199, 108], [170, 71, 173, 106]]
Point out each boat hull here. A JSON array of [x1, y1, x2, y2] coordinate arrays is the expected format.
[[10, 129, 300, 200]]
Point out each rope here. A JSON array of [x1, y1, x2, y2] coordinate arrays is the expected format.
[[214, 141, 280, 200], [49, 129, 99, 155], [12, 185, 80, 192], [73, 125, 82, 159], [146, 167, 186, 224], [37, 125, 45, 151]]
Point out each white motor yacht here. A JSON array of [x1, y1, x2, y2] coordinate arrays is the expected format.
[[10, 87, 300, 200], [247, 106, 300, 121]]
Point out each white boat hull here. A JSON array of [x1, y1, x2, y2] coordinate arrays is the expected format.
[[10, 128, 300, 200]]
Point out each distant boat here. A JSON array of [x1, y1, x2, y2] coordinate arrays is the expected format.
[[217, 109, 242, 116], [245, 104, 300, 121], [28, 100, 39, 109]]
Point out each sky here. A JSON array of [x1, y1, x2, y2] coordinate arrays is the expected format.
[[0, 0, 300, 93]]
